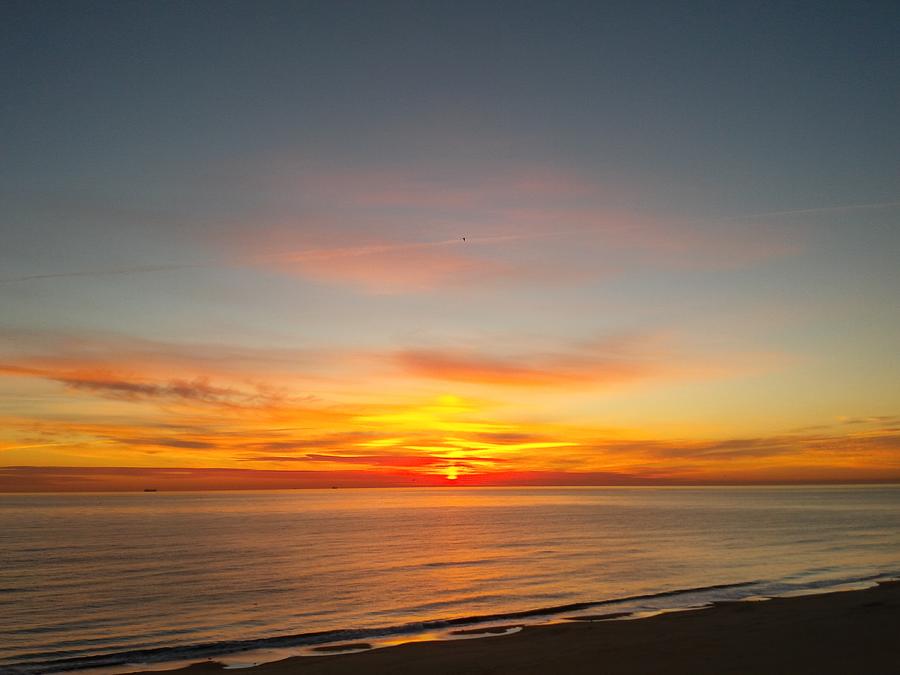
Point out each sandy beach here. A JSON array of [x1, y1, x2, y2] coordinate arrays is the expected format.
[[141, 580, 900, 675]]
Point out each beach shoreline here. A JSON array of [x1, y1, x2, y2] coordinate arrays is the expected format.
[[129, 580, 900, 675]]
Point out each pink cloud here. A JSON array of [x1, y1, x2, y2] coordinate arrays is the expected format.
[[264, 237, 531, 293], [0, 328, 331, 381], [224, 161, 801, 293]]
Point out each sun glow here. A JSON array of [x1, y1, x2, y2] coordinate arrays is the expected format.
[[1, 330, 899, 491], [355, 395, 508, 434]]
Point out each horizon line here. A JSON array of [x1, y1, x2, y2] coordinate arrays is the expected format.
[[3, 481, 899, 494]]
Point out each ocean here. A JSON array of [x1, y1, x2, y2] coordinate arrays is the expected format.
[[2, 486, 899, 674]]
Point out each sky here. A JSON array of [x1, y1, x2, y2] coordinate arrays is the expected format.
[[1, 1, 898, 490]]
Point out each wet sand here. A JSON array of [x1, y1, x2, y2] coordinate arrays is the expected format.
[[142, 581, 900, 675]]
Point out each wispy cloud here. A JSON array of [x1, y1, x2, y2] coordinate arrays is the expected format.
[[394, 347, 646, 387], [123, 437, 218, 449], [247, 453, 506, 468], [0, 327, 778, 410], [225, 161, 806, 292], [269, 243, 511, 293], [6, 159, 893, 297], [1, 364, 299, 410], [61, 375, 237, 402], [263, 234, 538, 264], [391, 332, 759, 388], [0, 328, 330, 382]]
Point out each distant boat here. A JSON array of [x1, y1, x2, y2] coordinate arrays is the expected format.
[[143, 488, 158, 492]]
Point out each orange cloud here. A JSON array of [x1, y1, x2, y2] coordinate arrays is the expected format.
[[3, 326, 893, 488], [395, 348, 647, 387], [2, 388, 898, 487], [247, 453, 507, 469], [391, 332, 737, 388], [3, 419, 899, 493]]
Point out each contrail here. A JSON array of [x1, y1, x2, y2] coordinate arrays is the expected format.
[[0, 233, 548, 284], [261, 232, 549, 264], [723, 200, 900, 222], [0, 264, 204, 285], [8, 200, 894, 285], [0, 442, 66, 452]]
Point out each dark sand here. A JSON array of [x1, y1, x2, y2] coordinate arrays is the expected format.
[[142, 581, 900, 675]]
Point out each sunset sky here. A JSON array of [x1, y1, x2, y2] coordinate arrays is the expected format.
[[1, 1, 898, 490]]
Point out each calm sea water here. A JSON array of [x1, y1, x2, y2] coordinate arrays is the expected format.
[[2, 486, 899, 673]]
